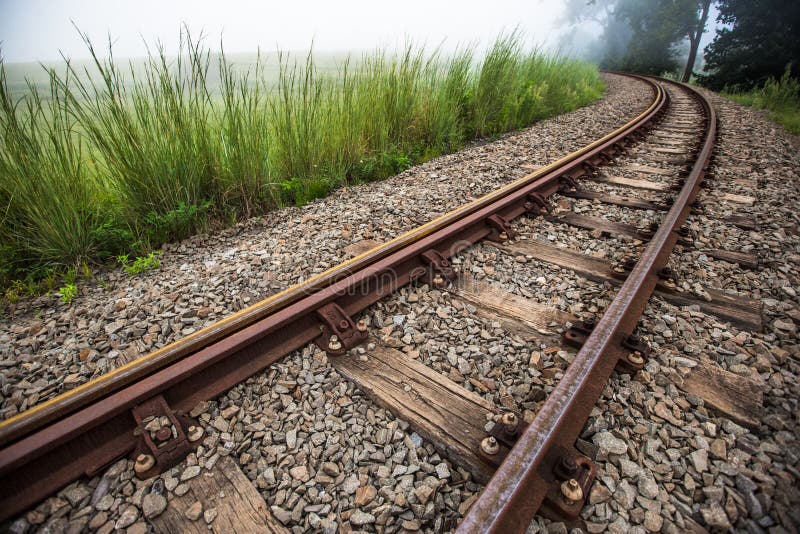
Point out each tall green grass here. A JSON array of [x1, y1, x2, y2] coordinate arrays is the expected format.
[[0, 31, 604, 287], [725, 68, 800, 134]]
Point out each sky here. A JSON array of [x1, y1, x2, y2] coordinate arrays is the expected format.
[[0, 0, 569, 63]]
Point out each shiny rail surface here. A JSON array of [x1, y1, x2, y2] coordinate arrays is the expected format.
[[0, 74, 670, 521]]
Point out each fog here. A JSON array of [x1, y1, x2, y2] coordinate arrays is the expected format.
[[0, 0, 572, 63]]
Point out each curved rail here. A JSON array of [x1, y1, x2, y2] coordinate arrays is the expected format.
[[0, 74, 667, 520], [458, 78, 716, 532]]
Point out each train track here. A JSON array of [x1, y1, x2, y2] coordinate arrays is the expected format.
[[0, 74, 757, 531]]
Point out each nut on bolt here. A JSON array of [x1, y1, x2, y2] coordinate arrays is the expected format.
[[628, 351, 644, 365], [501, 412, 519, 433], [328, 335, 342, 351], [481, 436, 499, 455], [432, 274, 445, 288], [155, 426, 172, 442], [356, 319, 368, 332], [134, 453, 156, 475], [560, 478, 584, 505]]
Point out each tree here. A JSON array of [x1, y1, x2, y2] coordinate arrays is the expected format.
[[680, 0, 713, 82], [701, 0, 800, 90], [559, 0, 715, 80], [608, 0, 686, 75]]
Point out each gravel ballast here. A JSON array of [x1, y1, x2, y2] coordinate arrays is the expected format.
[[2, 75, 798, 534]]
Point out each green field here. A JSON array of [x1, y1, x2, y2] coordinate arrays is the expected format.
[[0, 32, 604, 295]]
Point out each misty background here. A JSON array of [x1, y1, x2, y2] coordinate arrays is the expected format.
[[2, 0, 573, 62], [0, 0, 719, 68]]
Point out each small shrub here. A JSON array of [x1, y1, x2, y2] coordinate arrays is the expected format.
[[58, 283, 77, 304], [121, 252, 162, 276], [142, 201, 212, 246]]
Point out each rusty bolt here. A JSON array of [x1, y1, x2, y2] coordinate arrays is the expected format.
[[134, 453, 156, 475], [356, 319, 368, 333], [432, 274, 445, 288], [481, 436, 499, 456], [554, 455, 578, 480], [560, 478, 584, 505], [628, 352, 645, 365], [155, 426, 172, 443], [501, 412, 519, 433], [498, 232, 509, 241], [187, 425, 204, 443], [328, 335, 342, 351]]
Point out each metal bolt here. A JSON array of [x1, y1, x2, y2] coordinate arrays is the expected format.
[[432, 274, 445, 288], [501, 412, 519, 433], [498, 232, 509, 241], [155, 426, 172, 442], [628, 352, 644, 365], [134, 453, 156, 475], [187, 425, 204, 443], [555, 456, 578, 480], [560, 478, 584, 505], [356, 319, 368, 332], [481, 436, 499, 455], [328, 335, 342, 351]]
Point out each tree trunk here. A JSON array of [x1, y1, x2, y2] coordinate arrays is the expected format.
[[682, 35, 700, 82], [681, 0, 712, 82]]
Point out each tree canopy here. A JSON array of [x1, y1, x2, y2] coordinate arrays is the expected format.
[[560, 0, 798, 89], [700, 0, 800, 90]]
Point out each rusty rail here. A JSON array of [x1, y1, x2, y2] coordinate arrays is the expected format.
[[0, 74, 666, 521], [458, 79, 716, 532]]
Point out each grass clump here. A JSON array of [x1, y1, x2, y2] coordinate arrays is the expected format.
[[0, 29, 604, 290], [725, 67, 800, 134]]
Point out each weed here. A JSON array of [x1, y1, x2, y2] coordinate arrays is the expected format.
[[58, 283, 77, 304], [122, 252, 162, 276]]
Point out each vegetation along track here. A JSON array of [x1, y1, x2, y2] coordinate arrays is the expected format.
[[0, 74, 745, 531]]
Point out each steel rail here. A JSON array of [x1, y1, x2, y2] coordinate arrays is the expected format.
[[0, 74, 666, 521], [458, 78, 716, 532]]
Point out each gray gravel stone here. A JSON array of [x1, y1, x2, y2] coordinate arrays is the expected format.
[[350, 509, 376, 526], [593, 431, 628, 455], [141, 493, 167, 519]]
